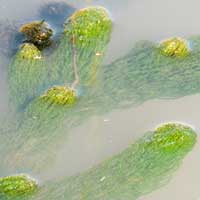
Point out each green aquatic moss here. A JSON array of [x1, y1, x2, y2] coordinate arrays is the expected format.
[[32, 123, 196, 200], [49, 6, 112, 86], [0, 174, 37, 198], [41, 86, 76, 105], [8, 43, 48, 109], [158, 37, 190, 58], [19, 20, 53, 50]]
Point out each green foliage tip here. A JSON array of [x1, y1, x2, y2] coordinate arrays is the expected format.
[[0, 174, 37, 198], [158, 37, 190, 58], [64, 6, 112, 48], [41, 86, 77, 105], [18, 43, 42, 60]]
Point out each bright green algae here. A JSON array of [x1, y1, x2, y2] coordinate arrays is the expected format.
[[158, 37, 190, 58], [8, 43, 48, 110], [0, 174, 37, 199], [29, 123, 196, 200], [41, 86, 76, 105], [48, 6, 112, 86]]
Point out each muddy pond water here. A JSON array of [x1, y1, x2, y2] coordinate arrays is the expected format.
[[0, 0, 200, 199]]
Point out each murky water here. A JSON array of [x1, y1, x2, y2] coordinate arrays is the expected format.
[[0, 0, 200, 199]]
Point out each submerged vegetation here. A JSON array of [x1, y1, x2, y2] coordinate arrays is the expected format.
[[2, 6, 112, 172], [0, 174, 37, 199], [1, 3, 200, 200], [101, 36, 200, 110], [31, 123, 196, 200], [8, 43, 47, 110]]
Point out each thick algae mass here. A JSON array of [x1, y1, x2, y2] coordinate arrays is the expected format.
[[41, 86, 76, 105], [0, 174, 37, 198], [158, 37, 190, 58], [49, 6, 112, 86], [19, 21, 53, 50], [32, 123, 196, 200]]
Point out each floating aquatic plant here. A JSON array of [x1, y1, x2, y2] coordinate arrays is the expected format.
[[158, 37, 190, 58], [41, 86, 76, 105], [33, 123, 196, 200], [0, 174, 37, 198], [19, 20, 53, 50]]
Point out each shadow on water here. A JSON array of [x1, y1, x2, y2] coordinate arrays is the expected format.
[[39, 2, 76, 29]]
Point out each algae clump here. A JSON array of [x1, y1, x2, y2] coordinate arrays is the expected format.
[[32, 123, 196, 200], [158, 37, 190, 58], [19, 20, 53, 50], [41, 86, 76, 105], [0, 174, 37, 199]]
